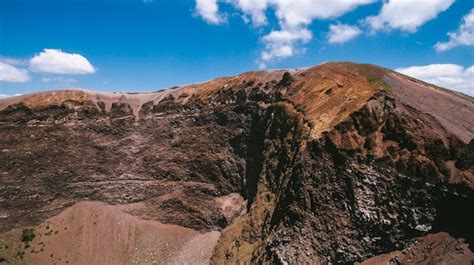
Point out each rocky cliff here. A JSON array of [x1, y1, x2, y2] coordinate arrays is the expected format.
[[0, 62, 472, 264]]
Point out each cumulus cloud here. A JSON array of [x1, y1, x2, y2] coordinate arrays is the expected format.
[[258, 30, 306, 66], [0, 62, 30, 82], [251, 0, 373, 67], [229, 0, 269, 26], [396, 64, 474, 96], [262, 1, 374, 65], [263, 28, 313, 43], [435, 8, 474, 52], [195, 0, 225, 24], [29, 49, 95, 74], [194, 0, 457, 67], [194, 0, 375, 66], [269, 0, 374, 28], [327, 24, 361, 44], [259, 28, 312, 63], [226, 0, 375, 28], [366, 0, 454, 32]]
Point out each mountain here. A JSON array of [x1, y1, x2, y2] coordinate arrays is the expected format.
[[0, 62, 473, 264]]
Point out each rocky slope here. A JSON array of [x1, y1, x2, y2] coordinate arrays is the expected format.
[[0, 62, 472, 264]]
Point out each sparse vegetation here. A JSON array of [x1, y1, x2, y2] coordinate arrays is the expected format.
[[295, 103, 306, 114], [16, 250, 25, 259], [367, 77, 390, 92], [21, 228, 35, 242]]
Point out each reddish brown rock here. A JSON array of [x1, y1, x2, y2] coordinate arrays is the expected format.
[[0, 62, 472, 264]]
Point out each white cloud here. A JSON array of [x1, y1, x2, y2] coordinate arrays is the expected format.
[[0, 62, 30, 82], [229, 0, 269, 26], [194, 0, 375, 66], [261, 44, 294, 60], [269, 0, 375, 29], [435, 8, 474, 52], [263, 27, 313, 43], [258, 0, 374, 65], [29, 49, 95, 74], [259, 28, 311, 64], [366, 0, 454, 32], [194, 0, 459, 67], [227, 0, 375, 28], [327, 24, 361, 44], [396, 64, 474, 96], [195, 0, 225, 24]]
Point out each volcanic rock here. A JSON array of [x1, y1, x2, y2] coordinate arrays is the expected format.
[[0, 62, 472, 264]]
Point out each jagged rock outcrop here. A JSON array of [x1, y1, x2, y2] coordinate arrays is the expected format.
[[212, 91, 473, 264], [0, 62, 472, 264]]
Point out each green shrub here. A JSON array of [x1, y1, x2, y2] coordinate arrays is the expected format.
[[21, 228, 35, 242], [295, 103, 306, 114], [367, 77, 391, 93]]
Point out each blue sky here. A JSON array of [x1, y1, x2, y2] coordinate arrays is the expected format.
[[0, 0, 473, 96]]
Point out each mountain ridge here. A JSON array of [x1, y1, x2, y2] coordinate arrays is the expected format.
[[0, 61, 472, 264], [1, 62, 472, 143]]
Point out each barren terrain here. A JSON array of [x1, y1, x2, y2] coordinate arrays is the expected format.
[[0, 62, 472, 264]]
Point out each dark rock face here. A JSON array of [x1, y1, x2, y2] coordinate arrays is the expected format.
[[284, 98, 472, 262], [361, 232, 474, 265], [277, 71, 294, 87], [0, 100, 254, 233], [0, 62, 473, 264], [211, 94, 473, 264]]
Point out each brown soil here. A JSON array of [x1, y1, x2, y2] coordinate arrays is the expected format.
[[386, 71, 474, 143], [0, 201, 220, 265]]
